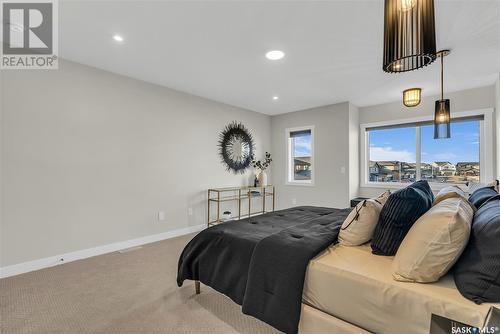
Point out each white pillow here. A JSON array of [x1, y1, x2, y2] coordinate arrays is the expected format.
[[392, 197, 473, 283], [467, 180, 499, 194], [339, 191, 390, 246], [433, 185, 476, 212]]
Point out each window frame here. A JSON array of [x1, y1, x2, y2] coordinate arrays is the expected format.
[[360, 109, 494, 191], [285, 125, 315, 186]]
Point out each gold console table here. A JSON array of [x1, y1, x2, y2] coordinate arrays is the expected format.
[[207, 185, 275, 227]]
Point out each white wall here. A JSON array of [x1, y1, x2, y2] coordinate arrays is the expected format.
[[358, 86, 496, 198], [1, 60, 271, 267], [348, 104, 359, 200], [271, 102, 357, 209]]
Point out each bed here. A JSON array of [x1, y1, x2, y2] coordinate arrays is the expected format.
[[177, 206, 499, 334], [177, 206, 350, 334], [303, 243, 499, 333]]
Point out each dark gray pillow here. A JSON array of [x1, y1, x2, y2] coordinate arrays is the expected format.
[[468, 186, 497, 209], [454, 195, 500, 304], [371, 180, 434, 256]]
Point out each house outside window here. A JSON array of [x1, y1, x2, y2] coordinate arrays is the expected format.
[[360, 110, 493, 190], [286, 126, 314, 185]]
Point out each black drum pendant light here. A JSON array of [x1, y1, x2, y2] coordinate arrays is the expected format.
[[383, 0, 437, 73], [434, 50, 451, 139]]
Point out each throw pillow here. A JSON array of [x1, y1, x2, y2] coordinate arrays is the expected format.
[[454, 194, 500, 304], [468, 186, 497, 209], [392, 197, 473, 283], [339, 191, 390, 246], [371, 180, 433, 256], [434, 185, 476, 212]]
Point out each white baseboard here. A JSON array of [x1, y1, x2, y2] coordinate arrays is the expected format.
[[0, 224, 205, 279]]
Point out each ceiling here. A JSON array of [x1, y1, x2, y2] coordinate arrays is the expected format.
[[58, 0, 500, 115]]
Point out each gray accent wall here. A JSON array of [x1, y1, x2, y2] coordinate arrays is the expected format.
[[270, 102, 358, 209], [1, 60, 271, 267]]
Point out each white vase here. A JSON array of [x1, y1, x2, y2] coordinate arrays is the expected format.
[[258, 171, 268, 187]]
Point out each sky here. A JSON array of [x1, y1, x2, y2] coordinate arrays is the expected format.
[[294, 135, 312, 157], [369, 121, 480, 164]]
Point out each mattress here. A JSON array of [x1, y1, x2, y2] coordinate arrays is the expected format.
[[303, 243, 499, 334]]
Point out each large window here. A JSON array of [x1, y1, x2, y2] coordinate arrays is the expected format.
[[364, 113, 491, 188], [287, 126, 314, 185]]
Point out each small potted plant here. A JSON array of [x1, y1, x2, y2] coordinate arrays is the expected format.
[[251, 152, 272, 186]]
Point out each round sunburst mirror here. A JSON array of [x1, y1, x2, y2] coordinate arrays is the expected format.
[[218, 122, 255, 174]]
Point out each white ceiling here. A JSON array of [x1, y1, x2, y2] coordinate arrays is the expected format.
[[59, 0, 500, 115]]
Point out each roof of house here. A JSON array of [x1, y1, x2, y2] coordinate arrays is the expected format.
[[294, 157, 311, 165], [456, 162, 480, 167], [376, 161, 401, 167], [433, 161, 453, 166]]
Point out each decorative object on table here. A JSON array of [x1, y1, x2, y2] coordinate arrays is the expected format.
[[251, 152, 272, 187], [383, 0, 436, 73], [218, 122, 255, 174], [207, 185, 275, 227], [402, 88, 422, 107], [434, 50, 451, 139], [221, 211, 232, 221]]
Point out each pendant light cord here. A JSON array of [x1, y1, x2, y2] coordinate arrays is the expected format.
[[440, 54, 444, 100]]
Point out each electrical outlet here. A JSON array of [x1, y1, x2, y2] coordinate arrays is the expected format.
[[158, 211, 166, 221], [188, 207, 193, 216], [340, 166, 346, 174], [292, 198, 297, 205]]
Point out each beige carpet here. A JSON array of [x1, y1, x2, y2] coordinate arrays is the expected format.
[[0, 234, 280, 334]]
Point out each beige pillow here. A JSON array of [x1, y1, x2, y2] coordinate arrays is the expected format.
[[392, 197, 473, 283], [339, 191, 390, 246], [434, 185, 476, 212]]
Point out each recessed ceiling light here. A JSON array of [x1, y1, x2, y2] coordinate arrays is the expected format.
[[265, 50, 285, 60], [113, 35, 124, 42], [272, 96, 279, 101]]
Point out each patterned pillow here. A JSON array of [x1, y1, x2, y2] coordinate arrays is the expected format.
[[371, 181, 433, 256], [454, 195, 500, 304]]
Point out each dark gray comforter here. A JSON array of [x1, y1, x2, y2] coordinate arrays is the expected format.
[[177, 206, 350, 334]]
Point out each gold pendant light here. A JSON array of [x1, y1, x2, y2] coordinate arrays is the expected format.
[[403, 88, 422, 107], [434, 50, 451, 139]]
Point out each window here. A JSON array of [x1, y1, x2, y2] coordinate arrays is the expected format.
[[420, 121, 480, 184], [368, 127, 417, 183], [287, 126, 314, 185], [362, 111, 493, 189]]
